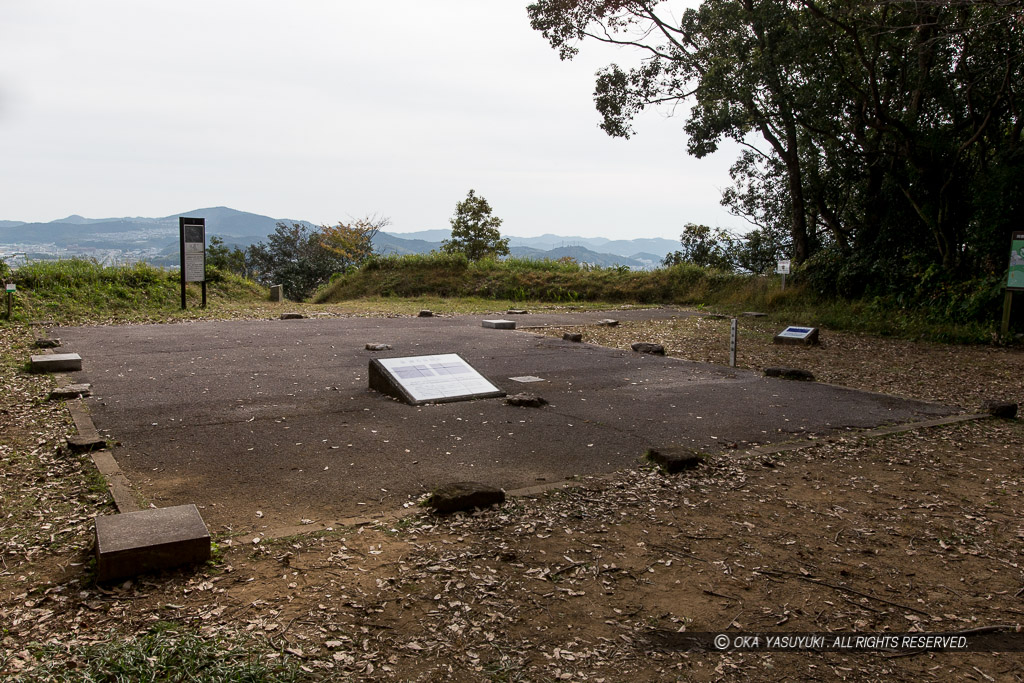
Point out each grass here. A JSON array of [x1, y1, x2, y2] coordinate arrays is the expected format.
[[11, 622, 303, 682], [4, 259, 268, 324]]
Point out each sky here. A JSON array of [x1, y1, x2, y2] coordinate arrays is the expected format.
[[0, 1, 739, 240]]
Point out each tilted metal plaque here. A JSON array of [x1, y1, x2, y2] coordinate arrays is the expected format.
[[368, 353, 505, 405]]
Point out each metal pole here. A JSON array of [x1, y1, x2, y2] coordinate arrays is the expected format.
[[201, 281, 207, 309], [781, 273, 786, 291], [5, 291, 11, 320], [729, 318, 738, 367]]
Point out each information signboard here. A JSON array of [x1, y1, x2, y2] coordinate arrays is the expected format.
[[369, 353, 505, 405], [776, 259, 791, 275], [773, 325, 820, 346], [179, 217, 206, 283], [1007, 231, 1024, 291]]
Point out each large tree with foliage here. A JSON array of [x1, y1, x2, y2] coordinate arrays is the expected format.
[[528, 0, 1024, 282], [441, 190, 510, 261], [246, 221, 379, 301]]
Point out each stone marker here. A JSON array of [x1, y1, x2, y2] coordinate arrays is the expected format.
[[631, 342, 666, 355], [270, 284, 283, 302], [418, 310, 434, 317], [482, 319, 516, 330], [365, 343, 393, 351], [49, 383, 92, 400], [280, 312, 304, 320], [646, 446, 708, 474], [773, 326, 819, 346], [424, 482, 505, 514], [30, 353, 82, 373], [34, 338, 61, 349], [67, 434, 106, 453], [563, 332, 583, 343], [94, 504, 211, 582], [764, 367, 816, 381], [505, 393, 548, 408], [509, 375, 545, 383], [506, 309, 528, 315], [597, 319, 619, 327], [983, 400, 1018, 419]]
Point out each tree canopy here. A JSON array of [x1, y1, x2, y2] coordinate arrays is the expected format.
[[528, 0, 1024, 290], [441, 190, 510, 261]]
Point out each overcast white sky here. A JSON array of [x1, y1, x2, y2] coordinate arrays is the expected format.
[[0, 1, 739, 240]]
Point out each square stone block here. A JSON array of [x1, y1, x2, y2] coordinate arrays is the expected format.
[[94, 504, 211, 582], [482, 319, 516, 330], [30, 353, 82, 372]]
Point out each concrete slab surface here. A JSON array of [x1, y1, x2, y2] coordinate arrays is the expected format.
[[30, 352, 82, 372], [60, 309, 957, 535]]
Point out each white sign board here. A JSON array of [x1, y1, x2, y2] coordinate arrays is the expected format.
[[776, 326, 814, 339], [776, 259, 791, 275], [5, 283, 15, 292], [374, 354, 504, 404]]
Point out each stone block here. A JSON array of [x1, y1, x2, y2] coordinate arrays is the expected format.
[[365, 343, 392, 351], [94, 504, 211, 582], [631, 342, 666, 355], [563, 332, 583, 342], [30, 353, 82, 373], [597, 319, 619, 327], [506, 309, 528, 315], [646, 446, 708, 474], [49, 383, 92, 400], [741, 312, 768, 317], [34, 338, 61, 349], [482, 319, 516, 330], [418, 310, 434, 317], [424, 482, 505, 514], [764, 367, 816, 381], [269, 284, 284, 302], [505, 393, 548, 408], [984, 401, 1018, 419], [67, 434, 106, 452]]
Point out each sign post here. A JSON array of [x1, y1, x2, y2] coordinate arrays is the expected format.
[[1002, 231, 1024, 338], [776, 259, 791, 290], [179, 217, 207, 310], [5, 282, 14, 320], [729, 318, 738, 367]]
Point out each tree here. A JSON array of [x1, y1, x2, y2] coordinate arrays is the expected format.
[[441, 190, 510, 261], [528, 0, 1024, 279], [319, 214, 389, 268], [662, 223, 737, 270], [246, 222, 352, 301], [206, 236, 248, 277]]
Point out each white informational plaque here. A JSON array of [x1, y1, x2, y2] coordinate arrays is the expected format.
[[370, 353, 505, 405]]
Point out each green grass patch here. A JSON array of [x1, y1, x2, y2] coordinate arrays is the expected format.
[[11, 622, 302, 682], [4, 259, 268, 324]]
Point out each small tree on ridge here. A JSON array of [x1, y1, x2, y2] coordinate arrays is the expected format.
[[441, 190, 509, 261]]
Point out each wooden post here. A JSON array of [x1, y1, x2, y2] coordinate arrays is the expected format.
[[1001, 289, 1013, 339]]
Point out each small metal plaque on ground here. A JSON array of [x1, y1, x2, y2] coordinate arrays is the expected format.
[[369, 353, 505, 405], [773, 326, 820, 346]]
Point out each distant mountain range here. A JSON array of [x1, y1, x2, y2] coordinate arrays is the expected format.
[[0, 206, 679, 269]]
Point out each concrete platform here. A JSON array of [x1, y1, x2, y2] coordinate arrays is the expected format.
[[94, 504, 210, 582], [59, 309, 957, 533], [30, 352, 82, 372]]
